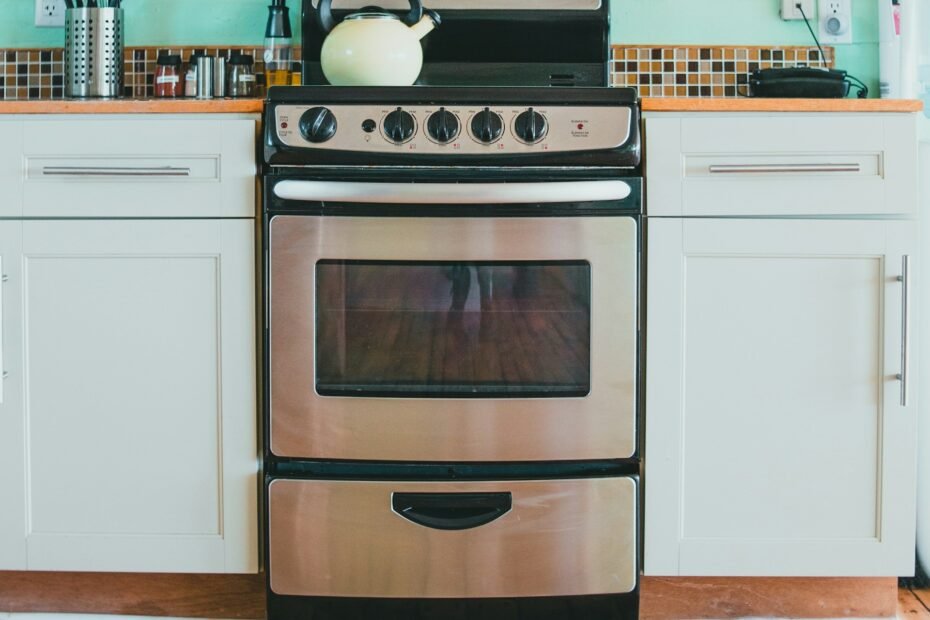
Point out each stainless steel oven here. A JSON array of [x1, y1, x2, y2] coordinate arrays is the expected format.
[[263, 85, 642, 620], [268, 179, 639, 463]]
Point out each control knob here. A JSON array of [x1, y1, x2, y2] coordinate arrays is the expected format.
[[383, 107, 416, 144], [298, 107, 338, 144], [426, 108, 460, 144], [470, 108, 504, 144], [513, 108, 548, 144]]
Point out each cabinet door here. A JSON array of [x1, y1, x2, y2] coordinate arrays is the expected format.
[[0, 222, 25, 569], [19, 219, 257, 573], [645, 218, 918, 576]]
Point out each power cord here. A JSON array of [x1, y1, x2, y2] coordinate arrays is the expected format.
[[796, 2, 869, 98]]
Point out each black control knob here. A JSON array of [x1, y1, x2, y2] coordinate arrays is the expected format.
[[470, 108, 504, 144], [513, 108, 548, 144], [383, 107, 416, 143], [299, 107, 337, 144], [426, 108, 460, 144]]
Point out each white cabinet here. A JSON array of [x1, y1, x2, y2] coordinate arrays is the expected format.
[[0, 222, 25, 569], [0, 115, 259, 574], [646, 114, 918, 217], [0, 121, 23, 218], [645, 218, 918, 576], [22, 118, 256, 218]]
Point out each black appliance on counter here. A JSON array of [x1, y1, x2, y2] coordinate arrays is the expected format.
[[301, 0, 611, 87], [263, 3, 642, 619]]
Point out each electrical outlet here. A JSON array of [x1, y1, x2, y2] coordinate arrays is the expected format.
[[781, 0, 816, 21], [35, 0, 66, 27], [818, 0, 853, 44]]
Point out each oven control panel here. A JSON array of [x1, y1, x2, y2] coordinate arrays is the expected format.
[[273, 104, 632, 155]]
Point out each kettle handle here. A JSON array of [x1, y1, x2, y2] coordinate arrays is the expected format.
[[317, 0, 336, 34], [402, 0, 424, 25]]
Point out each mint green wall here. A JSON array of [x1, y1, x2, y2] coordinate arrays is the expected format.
[[0, 0, 880, 94]]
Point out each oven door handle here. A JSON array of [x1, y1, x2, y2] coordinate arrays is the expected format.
[[392, 492, 513, 531], [273, 180, 633, 204]]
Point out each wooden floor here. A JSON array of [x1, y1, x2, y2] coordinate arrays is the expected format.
[[900, 586, 930, 619], [0, 572, 924, 619]]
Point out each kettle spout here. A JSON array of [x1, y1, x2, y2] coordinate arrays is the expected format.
[[410, 9, 441, 40]]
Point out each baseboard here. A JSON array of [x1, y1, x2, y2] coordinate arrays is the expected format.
[[0, 572, 266, 619], [640, 576, 899, 619]]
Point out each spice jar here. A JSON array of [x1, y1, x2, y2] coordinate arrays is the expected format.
[[154, 54, 183, 98], [184, 52, 206, 98], [228, 54, 257, 98]]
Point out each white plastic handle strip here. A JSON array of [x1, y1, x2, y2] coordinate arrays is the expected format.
[[273, 180, 633, 205]]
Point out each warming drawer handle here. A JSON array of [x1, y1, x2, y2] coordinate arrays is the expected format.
[[391, 492, 513, 531], [42, 166, 192, 177], [273, 180, 633, 204], [708, 163, 861, 174]]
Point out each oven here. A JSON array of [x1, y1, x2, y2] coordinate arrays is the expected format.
[[262, 85, 642, 620], [266, 177, 640, 463]]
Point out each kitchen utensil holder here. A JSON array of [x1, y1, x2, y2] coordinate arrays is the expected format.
[[65, 8, 124, 98]]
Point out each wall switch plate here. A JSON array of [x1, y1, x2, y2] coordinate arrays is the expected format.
[[35, 0, 66, 27], [818, 0, 853, 44], [781, 0, 816, 21]]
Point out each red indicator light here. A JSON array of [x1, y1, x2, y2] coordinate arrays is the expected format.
[[281, 122, 289, 129], [577, 123, 584, 130]]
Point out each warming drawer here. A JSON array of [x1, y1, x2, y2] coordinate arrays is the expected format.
[[268, 476, 638, 599]]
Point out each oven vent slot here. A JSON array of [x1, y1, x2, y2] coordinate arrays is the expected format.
[[549, 73, 577, 87]]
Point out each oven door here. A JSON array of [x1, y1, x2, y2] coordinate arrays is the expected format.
[[268, 180, 638, 462]]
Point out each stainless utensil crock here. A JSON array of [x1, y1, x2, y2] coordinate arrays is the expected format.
[[65, 7, 125, 98]]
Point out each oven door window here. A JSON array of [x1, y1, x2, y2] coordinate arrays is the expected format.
[[316, 261, 591, 398]]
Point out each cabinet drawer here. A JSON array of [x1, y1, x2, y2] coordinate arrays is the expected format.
[[268, 477, 638, 598], [22, 118, 256, 218], [646, 114, 918, 217], [0, 122, 23, 218]]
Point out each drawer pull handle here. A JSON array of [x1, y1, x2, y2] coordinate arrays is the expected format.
[[42, 166, 192, 177], [392, 492, 512, 531], [897, 255, 912, 407], [708, 163, 861, 174]]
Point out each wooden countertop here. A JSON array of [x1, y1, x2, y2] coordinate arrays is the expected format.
[[0, 98, 265, 114], [0, 97, 921, 115], [642, 97, 923, 113]]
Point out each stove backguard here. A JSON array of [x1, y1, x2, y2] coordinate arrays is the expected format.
[[301, 0, 610, 87]]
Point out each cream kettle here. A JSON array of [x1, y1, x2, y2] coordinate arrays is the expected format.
[[316, 0, 441, 86]]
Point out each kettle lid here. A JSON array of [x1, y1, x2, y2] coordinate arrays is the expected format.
[[345, 10, 400, 20]]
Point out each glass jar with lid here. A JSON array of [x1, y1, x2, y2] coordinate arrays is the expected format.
[[228, 54, 257, 98], [154, 54, 183, 98]]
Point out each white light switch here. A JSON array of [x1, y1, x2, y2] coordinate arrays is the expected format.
[[781, 0, 816, 21], [818, 0, 853, 44]]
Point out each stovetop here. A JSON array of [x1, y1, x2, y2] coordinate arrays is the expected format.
[[263, 86, 641, 170]]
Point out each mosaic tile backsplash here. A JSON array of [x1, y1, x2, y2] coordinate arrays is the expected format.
[[0, 44, 834, 100], [610, 45, 835, 98], [0, 46, 281, 100]]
